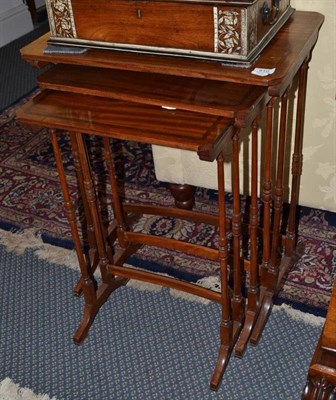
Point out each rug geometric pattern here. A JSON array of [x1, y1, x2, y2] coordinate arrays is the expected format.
[[0, 92, 335, 316], [0, 243, 323, 400]]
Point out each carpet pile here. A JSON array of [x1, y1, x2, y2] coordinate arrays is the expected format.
[[0, 231, 325, 399]]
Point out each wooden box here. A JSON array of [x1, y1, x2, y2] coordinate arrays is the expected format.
[[45, 0, 293, 66]]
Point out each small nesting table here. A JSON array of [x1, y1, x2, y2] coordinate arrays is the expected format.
[[17, 10, 324, 390]]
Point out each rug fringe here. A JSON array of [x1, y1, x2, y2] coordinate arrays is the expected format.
[[273, 303, 325, 327], [0, 228, 43, 255], [126, 279, 162, 293], [195, 275, 221, 292], [0, 228, 78, 270], [169, 288, 211, 305], [0, 229, 328, 321], [0, 378, 59, 400]]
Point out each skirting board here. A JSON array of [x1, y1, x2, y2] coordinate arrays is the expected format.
[[0, 3, 33, 47]]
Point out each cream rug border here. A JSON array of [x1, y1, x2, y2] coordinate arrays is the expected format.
[[0, 228, 326, 326]]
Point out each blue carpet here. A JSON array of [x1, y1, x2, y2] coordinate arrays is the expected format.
[[0, 243, 323, 400]]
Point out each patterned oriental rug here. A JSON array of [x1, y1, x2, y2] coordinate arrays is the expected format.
[[0, 91, 335, 316]]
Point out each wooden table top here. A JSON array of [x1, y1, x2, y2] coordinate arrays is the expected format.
[[16, 90, 233, 161], [38, 64, 269, 126], [21, 11, 324, 96]]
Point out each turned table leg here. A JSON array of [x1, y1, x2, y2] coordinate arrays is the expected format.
[[285, 60, 309, 257], [50, 130, 101, 343], [231, 127, 245, 325], [102, 137, 128, 249], [235, 118, 260, 357], [72, 132, 126, 344], [250, 97, 276, 345], [210, 151, 241, 390], [69, 133, 99, 296], [169, 183, 196, 210], [270, 87, 290, 279]]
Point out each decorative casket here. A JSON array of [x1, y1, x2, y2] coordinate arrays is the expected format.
[[45, 0, 293, 66]]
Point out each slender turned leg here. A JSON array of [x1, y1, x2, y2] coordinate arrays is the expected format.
[[210, 152, 233, 391], [231, 127, 245, 324], [50, 130, 100, 342], [269, 87, 290, 284], [169, 183, 196, 210], [69, 133, 99, 296], [250, 97, 276, 345], [235, 119, 260, 357], [261, 98, 276, 275], [75, 133, 113, 281], [102, 137, 128, 249], [73, 132, 126, 344], [285, 60, 309, 257]]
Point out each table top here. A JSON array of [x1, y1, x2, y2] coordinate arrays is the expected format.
[[21, 11, 324, 96], [16, 90, 234, 161], [38, 64, 269, 126]]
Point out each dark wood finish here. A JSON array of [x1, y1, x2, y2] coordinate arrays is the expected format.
[[285, 60, 308, 257], [103, 137, 128, 248], [302, 281, 336, 399], [17, 90, 233, 161], [235, 118, 260, 357], [169, 183, 196, 210], [248, 97, 275, 346], [248, 90, 290, 346], [322, 287, 336, 353], [231, 127, 244, 324], [111, 264, 224, 304], [46, 0, 292, 64], [69, 132, 99, 296], [38, 64, 268, 125], [20, 12, 324, 96], [210, 152, 234, 390], [270, 87, 289, 274], [16, 88, 247, 390], [71, 0, 215, 51], [16, 10, 324, 391], [50, 129, 127, 342], [123, 203, 222, 227]]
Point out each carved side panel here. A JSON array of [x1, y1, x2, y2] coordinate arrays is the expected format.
[[247, 2, 258, 54], [46, 0, 77, 38], [213, 8, 242, 55]]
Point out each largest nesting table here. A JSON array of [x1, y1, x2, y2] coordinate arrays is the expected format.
[[17, 11, 324, 391]]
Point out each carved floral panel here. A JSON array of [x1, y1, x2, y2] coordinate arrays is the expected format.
[[215, 9, 242, 55], [46, 0, 76, 38]]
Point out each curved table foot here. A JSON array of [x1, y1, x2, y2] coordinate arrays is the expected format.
[[210, 344, 232, 391], [73, 278, 127, 344], [235, 308, 260, 358], [73, 303, 100, 344], [249, 292, 273, 346], [210, 321, 242, 390]]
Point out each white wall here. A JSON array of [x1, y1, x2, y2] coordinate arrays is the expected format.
[[0, 0, 34, 47], [291, 0, 336, 211]]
